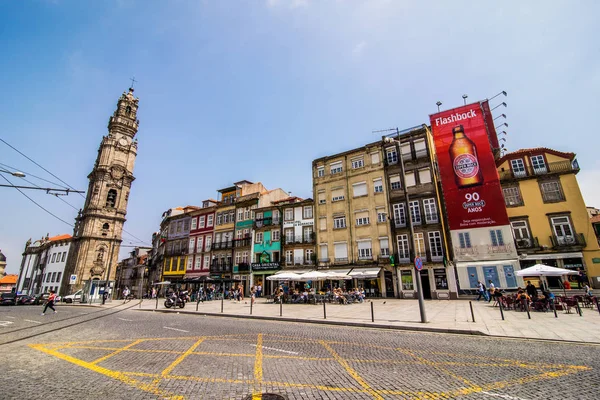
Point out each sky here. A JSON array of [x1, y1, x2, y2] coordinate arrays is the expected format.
[[1, 0, 599, 274]]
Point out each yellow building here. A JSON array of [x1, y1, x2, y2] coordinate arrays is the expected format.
[[313, 142, 394, 297], [496, 148, 600, 289]]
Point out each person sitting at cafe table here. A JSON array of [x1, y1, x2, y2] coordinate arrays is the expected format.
[[526, 281, 538, 299]]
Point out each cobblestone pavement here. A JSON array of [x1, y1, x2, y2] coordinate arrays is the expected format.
[[1, 305, 599, 399]]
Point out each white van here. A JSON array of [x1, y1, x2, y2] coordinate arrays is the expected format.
[[63, 289, 82, 303]]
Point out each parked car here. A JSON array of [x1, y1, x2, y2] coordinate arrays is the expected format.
[[16, 295, 36, 305], [62, 289, 82, 303], [33, 293, 49, 305], [0, 292, 17, 306]]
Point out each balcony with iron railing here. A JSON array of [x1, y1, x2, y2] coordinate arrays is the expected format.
[[334, 257, 349, 264], [285, 257, 315, 266], [210, 260, 233, 273], [515, 237, 539, 250], [233, 238, 252, 248], [283, 234, 315, 245], [211, 241, 233, 250], [550, 233, 586, 249], [393, 253, 410, 264], [499, 160, 580, 181], [253, 217, 280, 229]]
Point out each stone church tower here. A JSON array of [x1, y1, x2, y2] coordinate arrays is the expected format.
[[62, 88, 139, 297]]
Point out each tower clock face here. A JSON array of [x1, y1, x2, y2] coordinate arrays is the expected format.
[[118, 137, 129, 146]]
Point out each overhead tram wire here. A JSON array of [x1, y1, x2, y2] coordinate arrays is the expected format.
[[20, 176, 80, 212], [1, 174, 73, 228], [0, 162, 71, 190], [0, 137, 85, 199]]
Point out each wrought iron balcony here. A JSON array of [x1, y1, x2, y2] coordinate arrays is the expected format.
[[254, 218, 279, 229], [237, 262, 250, 272], [334, 257, 348, 264], [358, 255, 373, 261], [550, 233, 586, 248], [233, 238, 251, 248], [283, 234, 315, 245], [210, 260, 232, 273], [430, 255, 444, 263], [515, 237, 539, 249], [499, 160, 580, 181]]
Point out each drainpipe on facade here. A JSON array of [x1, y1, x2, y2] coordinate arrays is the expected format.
[[344, 154, 355, 268]]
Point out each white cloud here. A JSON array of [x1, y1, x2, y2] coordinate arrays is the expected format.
[[352, 40, 367, 56]]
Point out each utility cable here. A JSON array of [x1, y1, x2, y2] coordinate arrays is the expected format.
[[0, 162, 71, 189], [20, 176, 80, 212]]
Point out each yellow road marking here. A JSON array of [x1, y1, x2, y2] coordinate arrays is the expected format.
[[319, 340, 384, 400], [252, 333, 264, 399], [155, 337, 205, 381], [91, 339, 144, 365]]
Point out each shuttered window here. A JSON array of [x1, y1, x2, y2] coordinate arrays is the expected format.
[[334, 243, 348, 260], [405, 172, 416, 187], [352, 182, 367, 197]]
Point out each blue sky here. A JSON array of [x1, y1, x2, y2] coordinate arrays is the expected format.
[[1, 0, 599, 274]]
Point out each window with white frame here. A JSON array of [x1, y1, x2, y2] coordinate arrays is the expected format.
[[203, 255, 210, 268], [235, 252, 241, 265], [414, 139, 427, 157], [195, 256, 202, 268], [511, 220, 530, 243], [51, 253, 56, 263], [272, 209, 280, 224], [333, 216, 346, 229], [511, 158, 526, 177], [355, 211, 370, 226], [393, 203, 406, 227], [332, 187, 345, 202], [256, 232, 263, 243], [303, 206, 313, 219], [319, 244, 328, 260], [414, 233, 425, 258], [303, 226, 313, 242], [551, 216, 574, 244], [317, 166, 325, 177], [243, 228, 250, 238], [379, 238, 389, 256], [205, 235, 212, 249], [197, 237, 204, 252], [401, 143, 411, 157], [272, 230, 280, 241], [357, 240, 373, 259], [189, 238, 195, 253], [237, 208, 244, 221], [318, 191, 326, 204], [351, 157, 364, 169], [409, 201, 422, 224], [531, 155, 547, 174], [242, 251, 249, 263], [373, 178, 383, 193], [187, 258, 193, 270], [397, 235, 409, 259], [199, 216, 206, 228], [217, 213, 222, 225], [458, 232, 471, 248], [285, 250, 294, 264], [285, 229, 294, 242], [490, 229, 505, 246], [371, 152, 380, 164], [386, 147, 398, 164], [191, 218, 197, 230], [377, 210, 387, 223], [389, 174, 401, 190], [305, 249, 314, 263], [207, 215, 213, 227], [353, 182, 367, 197], [405, 171, 416, 187], [334, 242, 348, 260], [540, 180, 565, 202], [319, 217, 327, 231], [503, 186, 523, 207], [285, 208, 294, 221], [418, 168, 432, 184], [236, 230, 242, 240], [428, 231, 443, 258], [423, 198, 438, 223], [330, 161, 343, 174]]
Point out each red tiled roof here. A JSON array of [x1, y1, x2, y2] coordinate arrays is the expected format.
[[0, 274, 18, 284], [48, 234, 72, 242], [496, 147, 575, 165]]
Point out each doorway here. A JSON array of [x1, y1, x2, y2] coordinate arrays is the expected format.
[[420, 269, 432, 299], [384, 271, 395, 298]]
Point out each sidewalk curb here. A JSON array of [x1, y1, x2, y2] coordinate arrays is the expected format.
[[135, 308, 488, 337]]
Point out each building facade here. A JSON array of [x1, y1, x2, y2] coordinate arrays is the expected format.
[[211, 185, 238, 279], [251, 204, 283, 291], [188, 200, 218, 280], [62, 88, 139, 300], [162, 208, 192, 283], [115, 247, 151, 298], [497, 147, 600, 288]]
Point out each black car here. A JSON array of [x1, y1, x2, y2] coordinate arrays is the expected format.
[[16, 295, 36, 305], [0, 292, 17, 306], [33, 293, 50, 305]]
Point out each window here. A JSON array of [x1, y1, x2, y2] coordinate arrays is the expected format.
[[371, 152, 380, 165], [169, 223, 175, 234], [551, 216, 573, 243], [377, 210, 387, 223], [285, 250, 293, 264], [238, 208, 244, 221], [379, 238, 389, 256], [203, 255, 210, 269], [197, 237, 204, 252], [284, 208, 294, 221], [490, 229, 505, 246], [46, 272, 51, 282], [272, 230, 280, 241], [199, 216, 206, 228], [458, 232, 472, 248], [414, 233, 425, 258], [333, 216, 346, 229], [423, 198, 438, 223], [179, 257, 185, 271], [405, 171, 416, 187], [56, 272, 62, 283], [401, 270, 413, 290], [351, 157, 364, 169], [303, 206, 313, 219], [418, 168, 432, 184], [389, 174, 401, 190], [540, 180, 565, 202], [235, 252, 241, 265], [256, 212, 263, 221], [319, 244, 328, 260], [511, 221, 531, 245], [102, 223, 109, 230], [256, 232, 263, 243], [207, 215, 214, 226], [51, 272, 57, 282], [205, 235, 212, 249], [531, 155, 547, 174], [357, 241, 372, 259], [303, 226, 313, 242], [319, 217, 327, 231], [272, 251, 280, 262], [401, 143, 411, 158], [317, 166, 325, 177], [353, 182, 367, 197], [511, 159, 526, 177], [191, 218, 197, 230], [183, 219, 190, 231], [305, 249, 314, 263], [272, 210, 280, 224], [244, 207, 251, 220], [434, 268, 448, 289], [243, 228, 250, 238], [414, 139, 427, 158], [428, 232, 443, 258], [51, 253, 56, 263], [318, 191, 326, 204], [397, 235, 409, 259], [187, 258, 193, 270], [386, 148, 398, 164], [177, 221, 183, 233], [332, 187, 345, 202], [285, 229, 294, 243], [409, 201, 421, 225], [503, 186, 523, 207], [393, 203, 406, 227], [334, 242, 348, 261], [61, 252, 66, 262], [373, 178, 383, 193], [189, 238, 195, 252], [195, 257, 201, 268], [355, 211, 370, 226], [106, 189, 117, 208], [330, 161, 343, 174]]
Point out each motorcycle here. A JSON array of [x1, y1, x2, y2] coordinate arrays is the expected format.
[[164, 291, 187, 309]]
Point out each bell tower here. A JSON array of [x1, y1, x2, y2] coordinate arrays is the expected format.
[[62, 88, 140, 297]]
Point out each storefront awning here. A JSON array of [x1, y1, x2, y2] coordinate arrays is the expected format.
[[520, 252, 583, 261], [273, 269, 313, 274], [253, 270, 281, 275], [349, 267, 382, 279], [456, 259, 519, 268]]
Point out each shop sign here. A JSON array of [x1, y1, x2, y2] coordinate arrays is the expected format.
[[251, 262, 281, 271], [592, 258, 600, 264], [283, 220, 313, 228]]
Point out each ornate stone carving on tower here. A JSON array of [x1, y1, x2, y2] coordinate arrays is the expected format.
[[62, 88, 139, 297]]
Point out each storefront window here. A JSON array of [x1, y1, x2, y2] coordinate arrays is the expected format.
[[434, 268, 448, 290], [401, 270, 413, 290]]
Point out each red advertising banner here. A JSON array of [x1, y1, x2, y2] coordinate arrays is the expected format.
[[430, 102, 509, 230]]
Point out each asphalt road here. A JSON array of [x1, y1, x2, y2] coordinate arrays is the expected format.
[[0, 303, 598, 400]]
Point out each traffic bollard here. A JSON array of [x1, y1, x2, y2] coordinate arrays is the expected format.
[[250, 298, 253, 315], [155, 297, 158, 310], [196, 299, 200, 312], [280, 298, 283, 317], [576, 301, 583, 317], [469, 301, 475, 323], [596, 300, 600, 316], [371, 302, 374, 322], [221, 294, 224, 313], [323, 301, 326, 319], [499, 301, 505, 321], [551, 299, 558, 318], [525, 301, 531, 320]]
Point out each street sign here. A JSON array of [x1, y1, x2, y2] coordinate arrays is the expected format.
[[414, 257, 423, 271], [69, 274, 77, 285]]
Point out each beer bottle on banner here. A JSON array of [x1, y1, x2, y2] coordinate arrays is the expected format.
[[449, 125, 483, 188]]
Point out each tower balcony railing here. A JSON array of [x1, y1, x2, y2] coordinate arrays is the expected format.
[[498, 160, 580, 181]]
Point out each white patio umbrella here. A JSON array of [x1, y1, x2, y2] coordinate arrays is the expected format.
[[297, 271, 330, 281], [516, 264, 578, 294], [266, 272, 303, 281]]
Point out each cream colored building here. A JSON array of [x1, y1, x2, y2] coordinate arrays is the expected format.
[[313, 142, 394, 297]]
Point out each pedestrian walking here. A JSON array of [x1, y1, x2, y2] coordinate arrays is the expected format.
[[487, 280, 495, 303], [41, 290, 58, 315], [257, 284, 262, 298], [476, 281, 487, 301], [151, 287, 157, 299]]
